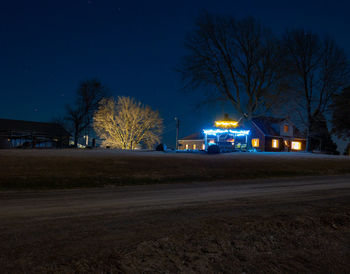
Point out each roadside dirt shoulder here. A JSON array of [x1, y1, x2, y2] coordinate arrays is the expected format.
[[1, 187, 350, 273]]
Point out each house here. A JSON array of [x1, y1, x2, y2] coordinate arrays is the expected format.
[[178, 132, 206, 151], [0, 118, 70, 149], [178, 117, 306, 152], [248, 117, 306, 152]]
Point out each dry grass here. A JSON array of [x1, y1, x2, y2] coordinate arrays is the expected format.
[[1, 149, 350, 189]]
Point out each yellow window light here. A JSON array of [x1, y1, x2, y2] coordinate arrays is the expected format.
[[185, 144, 189, 150], [272, 139, 279, 148], [291, 141, 301, 150], [193, 144, 196, 150], [215, 121, 239, 128], [202, 144, 205, 150], [252, 138, 259, 147]]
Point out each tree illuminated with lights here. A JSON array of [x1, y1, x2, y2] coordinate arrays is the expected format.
[[93, 96, 163, 149]]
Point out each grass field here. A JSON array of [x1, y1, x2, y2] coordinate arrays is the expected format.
[[1, 150, 350, 272], [1, 149, 350, 189]]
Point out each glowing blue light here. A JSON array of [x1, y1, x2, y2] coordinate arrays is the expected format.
[[203, 129, 250, 136], [203, 129, 228, 135], [229, 130, 250, 135]]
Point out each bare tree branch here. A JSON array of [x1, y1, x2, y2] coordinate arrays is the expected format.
[[282, 30, 350, 150], [65, 79, 107, 147], [178, 13, 285, 120]]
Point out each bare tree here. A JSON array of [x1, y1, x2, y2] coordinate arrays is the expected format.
[[65, 105, 85, 147], [282, 30, 350, 150], [331, 86, 350, 140], [51, 116, 69, 131], [66, 79, 107, 147], [178, 13, 286, 120], [93, 97, 163, 149]]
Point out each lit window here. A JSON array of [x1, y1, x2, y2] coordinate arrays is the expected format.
[[284, 140, 289, 146], [185, 144, 189, 150], [193, 144, 196, 150], [209, 140, 215, 144], [291, 141, 301, 150], [272, 139, 279, 148], [284, 125, 289, 133], [252, 138, 259, 147], [202, 144, 205, 150]]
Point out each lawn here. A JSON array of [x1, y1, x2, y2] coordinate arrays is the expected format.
[[1, 149, 350, 189]]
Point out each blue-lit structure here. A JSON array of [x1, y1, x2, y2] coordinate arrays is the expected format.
[[179, 117, 307, 153], [203, 129, 250, 136], [203, 122, 250, 152]]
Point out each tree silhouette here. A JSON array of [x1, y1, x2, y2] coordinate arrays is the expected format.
[[65, 79, 107, 147], [282, 30, 350, 151], [332, 86, 350, 153], [178, 13, 286, 119]]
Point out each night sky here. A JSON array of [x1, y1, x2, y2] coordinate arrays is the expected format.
[[1, 0, 349, 149]]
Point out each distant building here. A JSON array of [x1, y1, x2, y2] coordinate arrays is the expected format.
[[248, 117, 306, 152], [178, 117, 306, 152], [0, 118, 70, 149], [178, 132, 208, 151]]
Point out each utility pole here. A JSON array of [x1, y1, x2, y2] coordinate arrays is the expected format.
[[175, 117, 179, 150]]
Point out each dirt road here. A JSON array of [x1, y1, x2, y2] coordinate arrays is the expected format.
[[0, 175, 349, 218], [1, 175, 350, 273]]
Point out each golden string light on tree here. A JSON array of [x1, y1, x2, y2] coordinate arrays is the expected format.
[[93, 96, 163, 149]]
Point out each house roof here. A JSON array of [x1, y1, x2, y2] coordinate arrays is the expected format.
[[251, 116, 305, 138], [251, 117, 285, 136], [0, 118, 70, 138], [179, 132, 203, 140]]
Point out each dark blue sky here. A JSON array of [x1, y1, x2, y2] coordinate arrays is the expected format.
[[1, 0, 349, 148]]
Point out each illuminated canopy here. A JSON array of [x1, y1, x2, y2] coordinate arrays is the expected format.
[[214, 121, 238, 128], [203, 129, 250, 136]]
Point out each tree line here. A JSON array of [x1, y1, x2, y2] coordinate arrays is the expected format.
[[178, 12, 350, 153]]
